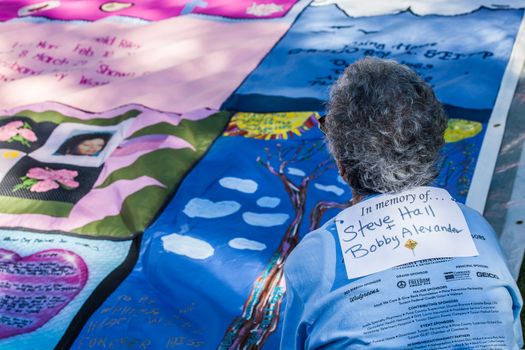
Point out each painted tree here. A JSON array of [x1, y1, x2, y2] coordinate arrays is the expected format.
[[219, 141, 335, 349], [309, 199, 352, 231]]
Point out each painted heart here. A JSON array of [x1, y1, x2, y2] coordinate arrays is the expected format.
[[0, 248, 88, 339]]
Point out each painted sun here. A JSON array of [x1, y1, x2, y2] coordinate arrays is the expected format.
[[224, 112, 320, 140]]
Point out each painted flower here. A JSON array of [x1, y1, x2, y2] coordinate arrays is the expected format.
[[0, 121, 37, 147], [13, 167, 79, 193]]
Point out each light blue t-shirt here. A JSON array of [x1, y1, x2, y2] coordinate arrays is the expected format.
[[281, 200, 523, 349]]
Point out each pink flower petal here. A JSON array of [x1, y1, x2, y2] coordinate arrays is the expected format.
[[0, 129, 17, 141], [26, 167, 53, 180], [28, 168, 79, 189], [30, 180, 59, 192], [17, 128, 37, 142], [53, 169, 78, 181], [3, 121, 24, 130], [58, 179, 79, 189]]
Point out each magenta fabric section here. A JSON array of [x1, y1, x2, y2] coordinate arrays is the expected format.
[[0, 0, 299, 21]]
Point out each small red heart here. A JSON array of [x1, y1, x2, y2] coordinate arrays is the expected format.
[[0, 248, 88, 339]]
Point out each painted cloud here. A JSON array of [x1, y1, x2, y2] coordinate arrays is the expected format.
[[183, 198, 241, 218], [314, 183, 345, 196], [219, 177, 258, 194], [256, 196, 281, 208], [161, 233, 214, 260], [246, 3, 285, 16], [229, 238, 267, 251], [243, 212, 290, 227], [312, 0, 525, 16]]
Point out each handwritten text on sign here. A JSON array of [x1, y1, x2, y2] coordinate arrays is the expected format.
[[335, 187, 478, 279]]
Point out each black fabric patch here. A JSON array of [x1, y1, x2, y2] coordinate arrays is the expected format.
[[0, 116, 58, 152], [0, 156, 102, 204]]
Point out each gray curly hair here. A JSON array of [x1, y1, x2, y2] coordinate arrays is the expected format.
[[324, 57, 447, 196]]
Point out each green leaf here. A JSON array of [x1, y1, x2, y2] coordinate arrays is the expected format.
[[12, 183, 26, 192], [9, 134, 30, 147], [22, 178, 39, 187], [13, 178, 39, 192]]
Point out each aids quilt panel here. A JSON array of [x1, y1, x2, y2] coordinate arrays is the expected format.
[[0, 17, 292, 112], [0, 230, 133, 350], [0, 1, 523, 350], [0, 102, 229, 238], [224, 3, 524, 205]]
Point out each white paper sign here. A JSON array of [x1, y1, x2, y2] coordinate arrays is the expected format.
[[335, 187, 479, 279]]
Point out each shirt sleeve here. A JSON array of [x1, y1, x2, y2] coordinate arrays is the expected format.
[[280, 268, 309, 350], [280, 223, 337, 349]]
